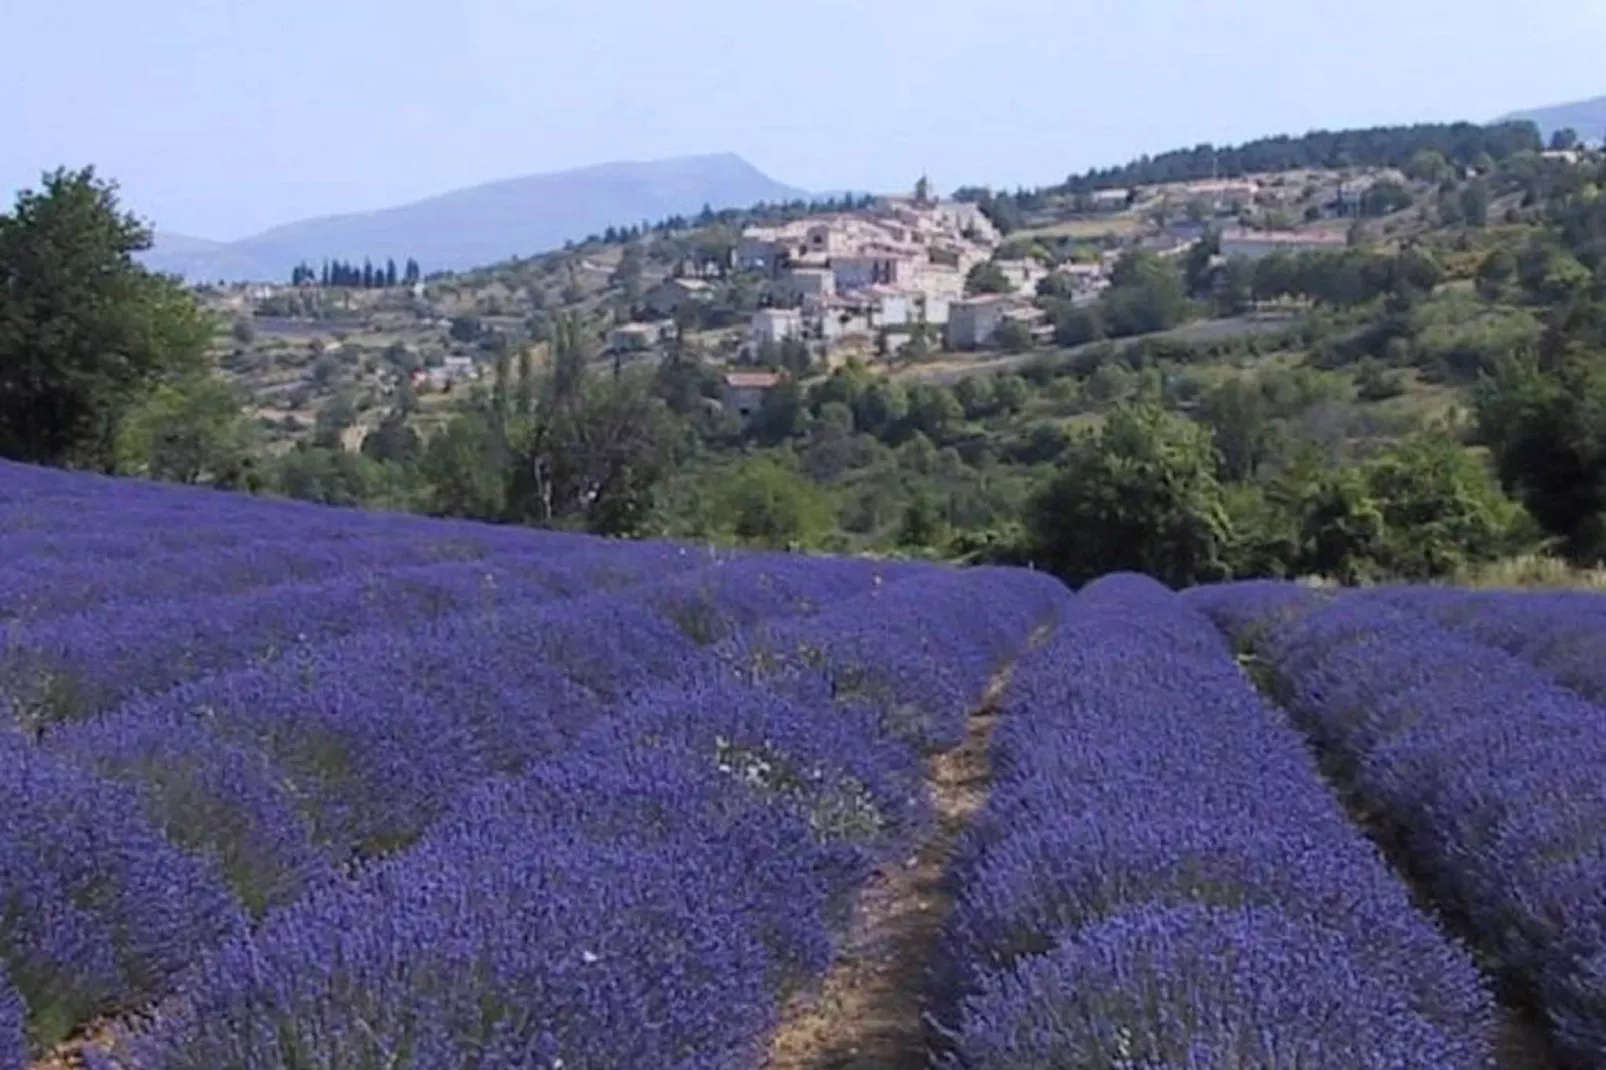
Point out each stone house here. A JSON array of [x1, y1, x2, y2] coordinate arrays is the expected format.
[[722, 371, 784, 420], [946, 296, 1014, 351], [735, 237, 789, 275], [608, 320, 674, 352], [831, 254, 916, 293], [780, 266, 836, 303], [748, 308, 805, 348], [643, 277, 713, 317]]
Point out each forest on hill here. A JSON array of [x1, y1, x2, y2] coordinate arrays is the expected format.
[[5, 115, 1606, 589]]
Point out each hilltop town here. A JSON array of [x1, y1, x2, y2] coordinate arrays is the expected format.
[[196, 148, 1528, 444]]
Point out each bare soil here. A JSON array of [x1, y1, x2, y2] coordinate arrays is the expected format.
[[764, 670, 1016, 1070]]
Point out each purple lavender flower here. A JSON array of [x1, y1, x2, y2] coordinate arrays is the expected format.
[[0, 734, 247, 1046], [0, 968, 25, 1070], [1209, 582, 1606, 1066], [939, 573, 1496, 1068]]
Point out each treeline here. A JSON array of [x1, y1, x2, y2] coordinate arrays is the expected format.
[[955, 121, 1544, 234], [289, 257, 422, 288], [1060, 120, 1543, 193]]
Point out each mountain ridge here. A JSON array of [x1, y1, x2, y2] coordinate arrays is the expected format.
[[140, 153, 812, 283], [1500, 94, 1606, 143]]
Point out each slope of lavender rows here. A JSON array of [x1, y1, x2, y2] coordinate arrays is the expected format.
[[0, 462, 1071, 1067], [90, 566, 1067, 1069], [1188, 579, 1606, 1066], [936, 573, 1496, 1067], [1367, 585, 1606, 706]]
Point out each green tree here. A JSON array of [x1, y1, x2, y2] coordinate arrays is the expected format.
[[1476, 247, 1517, 300], [994, 318, 1034, 353], [1196, 378, 1279, 482], [1475, 355, 1606, 560], [712, 456, 835, 549], [965, 261, 1014, 295], [507, 370, 680, 536], [1406, 149, 1452, 183], [360, 405, 423, 468], [114, 375, 259, 487], [311, 392, 359, 450], [750, 380, 808, 445], [953, 375, 996, 419], [547, 312, 589, 405], [264, 444, 401, 508], [1023, 404, 1233, 586], [903, 384, 964, 440], [1460, 179, 1491, 227], [418, 409, 508, 520], [896, 487, 947, 549], [1052, 303, 1105, 347], [1362, 433, 1527, 578], [1360, 179, 1413, 218], [1289, 466, 1386, 584], [1101, 250, 1190, 336], [0, 167, 212, 469], [992, 374, 1030, 413]]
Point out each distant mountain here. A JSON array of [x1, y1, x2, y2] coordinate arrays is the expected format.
[[1501, 95, 1606, 145], [140, 153, 812, 283]]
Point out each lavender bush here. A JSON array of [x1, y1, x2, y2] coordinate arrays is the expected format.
[[939, 573, 1496, 1069], [1204, 582, 1606, 1066], [0, 734, 247, 1049]]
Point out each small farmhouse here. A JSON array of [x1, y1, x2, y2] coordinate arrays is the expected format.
[[722, 371, 784, 420], [608, 320, 674, 352], [748, 308, 804, 348], [643, 277, 712, 317], [946, 295, 1013, 351]]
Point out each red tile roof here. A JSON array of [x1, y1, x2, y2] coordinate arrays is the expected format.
[[725, 371, 783, 390]]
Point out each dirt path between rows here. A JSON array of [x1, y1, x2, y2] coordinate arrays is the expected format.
[[763, 667, 1018, 1070]]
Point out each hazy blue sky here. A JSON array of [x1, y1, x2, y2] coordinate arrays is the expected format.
[[8, 0, 1605, 241]]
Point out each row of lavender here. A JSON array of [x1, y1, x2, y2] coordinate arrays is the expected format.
[[1188, 579, 1606, 1066], [0, 550, 919, 1056], [0, 455, 673, 625], [80, 568, 1067, 1068], [936, 574, 1497, 1067]]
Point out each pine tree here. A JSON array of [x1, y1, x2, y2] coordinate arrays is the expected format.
[[385, 258, 398, 287]]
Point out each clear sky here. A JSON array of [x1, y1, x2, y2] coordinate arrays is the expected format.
[[8, 0, 1605, 241]]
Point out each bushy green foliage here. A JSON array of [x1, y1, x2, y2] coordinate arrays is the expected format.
[[1476, 355, 1606, 562], [0, 168, 214, 471], [1023, 405, 1234, 587]]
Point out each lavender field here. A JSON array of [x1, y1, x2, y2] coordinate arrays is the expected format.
[[1, 459, 1602, 1068]]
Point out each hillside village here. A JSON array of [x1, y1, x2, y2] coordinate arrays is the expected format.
[[196, 151, 1537, 448], [78, 117, 1596, 586]]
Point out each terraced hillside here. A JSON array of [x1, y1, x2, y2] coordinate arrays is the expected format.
[[0, 461, 1600, 1067]]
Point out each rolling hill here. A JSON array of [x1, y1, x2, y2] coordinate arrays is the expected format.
[[1501, 93, 1606, 144], [140, 153, 812, 283]]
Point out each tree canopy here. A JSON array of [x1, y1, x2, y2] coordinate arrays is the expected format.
[[0, 167, 213, 470]]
